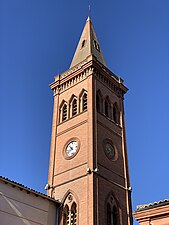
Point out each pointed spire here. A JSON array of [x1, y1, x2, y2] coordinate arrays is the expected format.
[[70, 17, 106, 68]]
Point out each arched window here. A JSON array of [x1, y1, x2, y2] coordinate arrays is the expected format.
[[105, 100, 109, 117], [105, 96, 111, 118], [79, 89, 88, 113], [72, 98, 77, 116], [107, 203, 111, 225], [71, 202, 77, 225], [82, 93, 87, 111], [106, 194, 120, 225], [81, 40, 86, 48], [62, 103, 67, 121], [63, 193, 78, 225], [59, 101, 68, 123], [113, 103, 120, 124], [63, 205, 69, 225], [96, 93, 100, 112], [96, 90, 103, 113], [113, 206, 118, 225]]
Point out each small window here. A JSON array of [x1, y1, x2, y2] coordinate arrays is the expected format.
[[93, 40, 100, 52], [81, 40, 86, 48], [72, 98, 77, 116], [82, 93, 87, 111], [62, 104, 67, 121]]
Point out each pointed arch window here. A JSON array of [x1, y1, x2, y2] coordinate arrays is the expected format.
[[63, 204, 69, 225], [96, 93, 100, 113], [107, 203, 111, 225], [81, 40, 86, 48], [60, 101, 68, 123], [82, 93, 87, 111], [72, 98, 77, 116], [63, 193, 78, 225], [62, 103, 67, 121], [96, 90, 103, 113], [105, 96, 111, 118], [70, 202, 77, 225], [113, 102, 120, 124], [106, 194, 120, 225], [94, 40, 100, 52]]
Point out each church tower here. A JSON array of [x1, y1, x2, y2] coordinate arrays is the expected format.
[[47, 17, 133, 225]]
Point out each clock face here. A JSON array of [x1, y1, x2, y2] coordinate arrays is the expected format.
[[66, 141, 78, 158], [103, 139, 117, 161], [105, 143, 115, 160]]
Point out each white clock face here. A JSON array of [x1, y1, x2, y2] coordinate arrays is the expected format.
[[66, 141, 78, 157]]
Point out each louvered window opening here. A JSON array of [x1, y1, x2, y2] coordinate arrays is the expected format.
[[72, 99, 77, 116], [63, 104, 67, 121], [82, 93, 87, 111]]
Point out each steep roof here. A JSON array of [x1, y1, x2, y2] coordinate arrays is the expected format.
[[70, 17, 106, 68]]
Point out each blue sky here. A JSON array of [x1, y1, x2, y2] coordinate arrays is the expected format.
[[1, 1, 169, 224]]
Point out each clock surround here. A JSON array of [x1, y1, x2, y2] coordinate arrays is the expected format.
[[63, 137, 80, 160], [103, 139, 118, 161]]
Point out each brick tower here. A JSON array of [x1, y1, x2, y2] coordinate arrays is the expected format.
[[47, 17, 133, 225]]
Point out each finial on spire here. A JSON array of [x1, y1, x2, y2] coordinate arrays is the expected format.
[[88, 4, 91, 20], [87, 16, 91, 21]]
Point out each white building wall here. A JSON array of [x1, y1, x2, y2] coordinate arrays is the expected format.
[[0, 180, 59, 225]]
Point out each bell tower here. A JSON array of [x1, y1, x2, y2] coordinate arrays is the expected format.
[[48, 17, 133, 225]]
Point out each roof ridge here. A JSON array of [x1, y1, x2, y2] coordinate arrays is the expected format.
[[0, 175, 60, 204]]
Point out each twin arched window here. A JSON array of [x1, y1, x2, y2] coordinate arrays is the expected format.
[[60, 90, 87, 123], [96, 90, 120, 124], [63, 193, 77, 225], [64, 202, 77, 225]]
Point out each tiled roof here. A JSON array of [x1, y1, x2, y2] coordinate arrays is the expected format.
[[0, 176, 60, 204], [136, 199, 169, 211]]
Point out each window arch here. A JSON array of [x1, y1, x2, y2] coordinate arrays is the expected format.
[[69, 95, 78, 118], [96, 90, 103, 113], [72, 98, 77, 116], [106, 194, 120, 225], [59, 101, 68, 123], [82, 93, 87, 111], [104, 96, 111, 118], [113, 102, 120, 124], [79, 89, 88, 112], [62, 103, 67, 121], [63, 193, 78, 225]]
